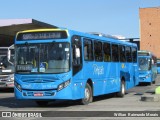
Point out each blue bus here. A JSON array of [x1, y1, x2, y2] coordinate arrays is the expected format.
[[138, 50, 157, 85], [157, 62, 160, 74], [13, 28, 138, 106]]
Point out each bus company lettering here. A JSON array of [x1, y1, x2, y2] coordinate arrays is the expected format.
[[93, 64, 104, 75]]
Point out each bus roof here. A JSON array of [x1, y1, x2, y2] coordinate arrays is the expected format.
[[138, 50, 151, 53], [138, 50, 157, 58], [16, 28, 137, 47]]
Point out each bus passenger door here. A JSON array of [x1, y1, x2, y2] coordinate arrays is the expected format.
[[72, 36, 83, 99], [132, 47, 139, 86]]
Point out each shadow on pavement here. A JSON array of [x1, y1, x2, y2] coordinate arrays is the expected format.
[[0, 92, 117, 108]]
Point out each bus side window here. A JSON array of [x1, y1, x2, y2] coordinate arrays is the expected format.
[[119, 45, 126, 62], [112, 44, 119, 62], [72, 35, 82, 75], [84, 39, 93, 61], [94, 41, 103, 61], [126, 46, 132, 62], [132, 47, 137, 63], [103, 42, 111, 62], [72, 36, 82, 65]]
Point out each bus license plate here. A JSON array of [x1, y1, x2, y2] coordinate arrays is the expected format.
[[7, 83, 14, 87], [34, 93, 43, 96]]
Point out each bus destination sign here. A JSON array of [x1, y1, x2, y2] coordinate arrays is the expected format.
[[17, 31, 67, 40]]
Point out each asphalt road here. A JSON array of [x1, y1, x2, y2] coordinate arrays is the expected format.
[[0, 75, 160, 120]]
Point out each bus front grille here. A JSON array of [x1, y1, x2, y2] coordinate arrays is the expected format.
[[22, 79, 55, 83]]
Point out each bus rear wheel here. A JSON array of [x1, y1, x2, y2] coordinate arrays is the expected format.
[[80, 83, 93, 105], [116, 80, 125, 97], [35, 101, 48, 107], [152, 80, 155, 84]]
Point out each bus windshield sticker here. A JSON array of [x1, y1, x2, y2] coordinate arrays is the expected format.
[[65, 48, 69, 51]]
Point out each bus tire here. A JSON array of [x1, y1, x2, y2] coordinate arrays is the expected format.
[[116, 80, 125, 97], [35, 101, 48, 107], [80, 83, 93, 105], [148, 79, 152, 85], [152, 80, 155, 84]]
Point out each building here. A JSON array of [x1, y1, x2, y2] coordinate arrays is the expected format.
[[139, 7, 160, 58], [0, 19, 57, 47]]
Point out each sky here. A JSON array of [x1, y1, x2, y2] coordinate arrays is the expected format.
[[0, 0, 160, 38]]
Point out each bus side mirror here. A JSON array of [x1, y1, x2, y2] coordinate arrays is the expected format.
[[7, 44, 14, 65], [7, 50, 11, 61]]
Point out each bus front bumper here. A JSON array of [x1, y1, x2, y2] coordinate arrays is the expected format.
[[139, 76, 152, 83], [14, 85, 74, 100]]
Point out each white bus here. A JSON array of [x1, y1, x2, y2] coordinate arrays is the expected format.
[[0, 45, 14, 88]]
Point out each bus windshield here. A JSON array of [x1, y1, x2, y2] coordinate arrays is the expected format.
[[15, 43, 70, 74], [0, 49, 14, 75], [138, 57, 151, 71], [157, 62, 160, 67]]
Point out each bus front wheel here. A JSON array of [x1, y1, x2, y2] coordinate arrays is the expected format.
[[116, 80, 125, 97], [80, 83, 93, 105]]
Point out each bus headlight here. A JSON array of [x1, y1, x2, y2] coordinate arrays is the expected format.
[[145, 74, 151, 78], [15, 82, 22, 92], [57, 80, 70, 91], [10, 77, 14, 81], [8, 74, 14, 82]]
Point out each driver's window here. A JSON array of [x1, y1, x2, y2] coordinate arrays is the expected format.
[[72, 36, 82, 65], [71, 35, 82, 75]]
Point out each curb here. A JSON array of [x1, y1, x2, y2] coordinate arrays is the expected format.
[[141, 94, 160, 102]]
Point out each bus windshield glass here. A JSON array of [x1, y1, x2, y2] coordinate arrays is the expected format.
[[138, 57, 151, 71], [0, 49, 14, 74], [157, 62, 160, 67], [15, 43, 70, 74]]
